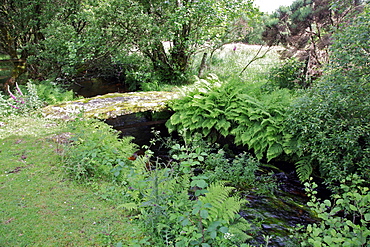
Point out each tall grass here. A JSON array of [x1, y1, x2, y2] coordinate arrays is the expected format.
[[190, 44, 282, 84]]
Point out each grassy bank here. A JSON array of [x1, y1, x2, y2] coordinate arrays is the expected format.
[[0, 116, 141, 246]]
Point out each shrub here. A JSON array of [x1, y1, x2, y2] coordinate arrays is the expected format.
[[297, 175, 370, 246], [287, 80, 370, 184], [285, 6, 370, 187], [167, 75, 295, 162], [62, 118, 137, 182], [268, 57, 309, 90]]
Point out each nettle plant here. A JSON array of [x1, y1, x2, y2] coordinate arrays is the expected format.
[[204, 151, 277, 195], [167, 75, 295, 162]]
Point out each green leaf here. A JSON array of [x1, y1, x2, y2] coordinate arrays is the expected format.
[[181, 218, 190, 226], [209, 230, 217, 239], [364, 213, 370, 221], [266, 143, 283, 161], [219, 226, 229, 233], [200, 209, 209, 219]]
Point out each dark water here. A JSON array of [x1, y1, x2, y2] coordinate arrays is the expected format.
[[240, 171, 317, 246], [69, 78, 128, 97]]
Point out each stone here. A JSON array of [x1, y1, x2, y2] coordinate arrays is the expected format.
[[42, 91, 180, 120]]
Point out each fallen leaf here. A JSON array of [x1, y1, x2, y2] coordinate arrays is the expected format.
[[5, 218, 14, 224]]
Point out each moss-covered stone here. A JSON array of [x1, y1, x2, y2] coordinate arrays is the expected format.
[[42, 91, 180, 120]]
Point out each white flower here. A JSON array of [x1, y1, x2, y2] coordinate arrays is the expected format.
[[223, 232, 234, 239]]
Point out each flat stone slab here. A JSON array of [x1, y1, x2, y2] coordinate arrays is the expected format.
[[42, 91, 180, 119]]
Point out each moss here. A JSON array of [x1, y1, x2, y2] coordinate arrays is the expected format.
[[42, 91, 181, 120]]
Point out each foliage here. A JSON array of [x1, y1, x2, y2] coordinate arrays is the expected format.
[[31, 80, 76, 105], [268, 57, 310, 90], [328, 4, 370, 85], [285, 6, 370, 187], [93, 0, 258, 84], [262, 0, 364, 85], [297, 176, 370, 246], [204, 151, 277, 195], [108, 130, 278, 246], [167, 75, 294, 161], [242, 12, 271, 45], [31, 8, 128, 81], [0, 82, 44, 117], [117, 143, 252, 246], [62, 118, 137, 182], [1, 0, 261, 86], [0, 0, 83, 81]]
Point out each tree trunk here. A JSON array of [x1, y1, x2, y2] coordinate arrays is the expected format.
[[198, 53, 208, 77]]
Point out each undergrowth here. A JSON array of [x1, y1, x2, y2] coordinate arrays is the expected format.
[[167, 75, 296, 162]]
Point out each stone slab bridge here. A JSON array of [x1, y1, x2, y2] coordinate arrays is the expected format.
[[42, 91, 181, 120]]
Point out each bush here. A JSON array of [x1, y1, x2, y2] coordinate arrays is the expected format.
[[285, 6, 370, 187], [297, 175, 370, 246], [166, 75, 295, 162], [268, 57, 309, 90], [62, 118, 137, 182]]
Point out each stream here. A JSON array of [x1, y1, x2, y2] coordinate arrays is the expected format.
[[104, 112, 321, 246], [76, 81, 319, 246]]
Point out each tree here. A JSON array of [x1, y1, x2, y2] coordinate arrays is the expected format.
[[286, 4, 370, 188], [262, 0, 364, 86], [0, 0, 83, 86], [94, 0, 257, 83]]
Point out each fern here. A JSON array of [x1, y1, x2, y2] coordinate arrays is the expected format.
[[295, 158, 313, 181], [199, 182, 245, 224], [167, 76, 295, 162]]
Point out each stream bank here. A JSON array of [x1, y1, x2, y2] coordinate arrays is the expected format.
[[62, 81, 321, 246], [104, 114, 320, 246]]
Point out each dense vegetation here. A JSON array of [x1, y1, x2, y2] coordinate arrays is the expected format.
[[1, 0, 369, 246]]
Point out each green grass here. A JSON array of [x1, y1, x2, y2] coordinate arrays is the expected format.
[[0, 115, 141, 246], [0, 45, 282, 246], [191, 43, 281, 84], [142, 43, 281, 92]]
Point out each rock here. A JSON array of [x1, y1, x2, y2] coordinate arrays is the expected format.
[[42, 91, 180, 120]]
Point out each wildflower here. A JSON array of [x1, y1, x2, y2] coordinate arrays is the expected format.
[[8, 103, 19, 109], [224, 232, 234, 239], [7, 85, 18, 101], [15, 82, 24, 96], [7, 82, 25, 107]]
